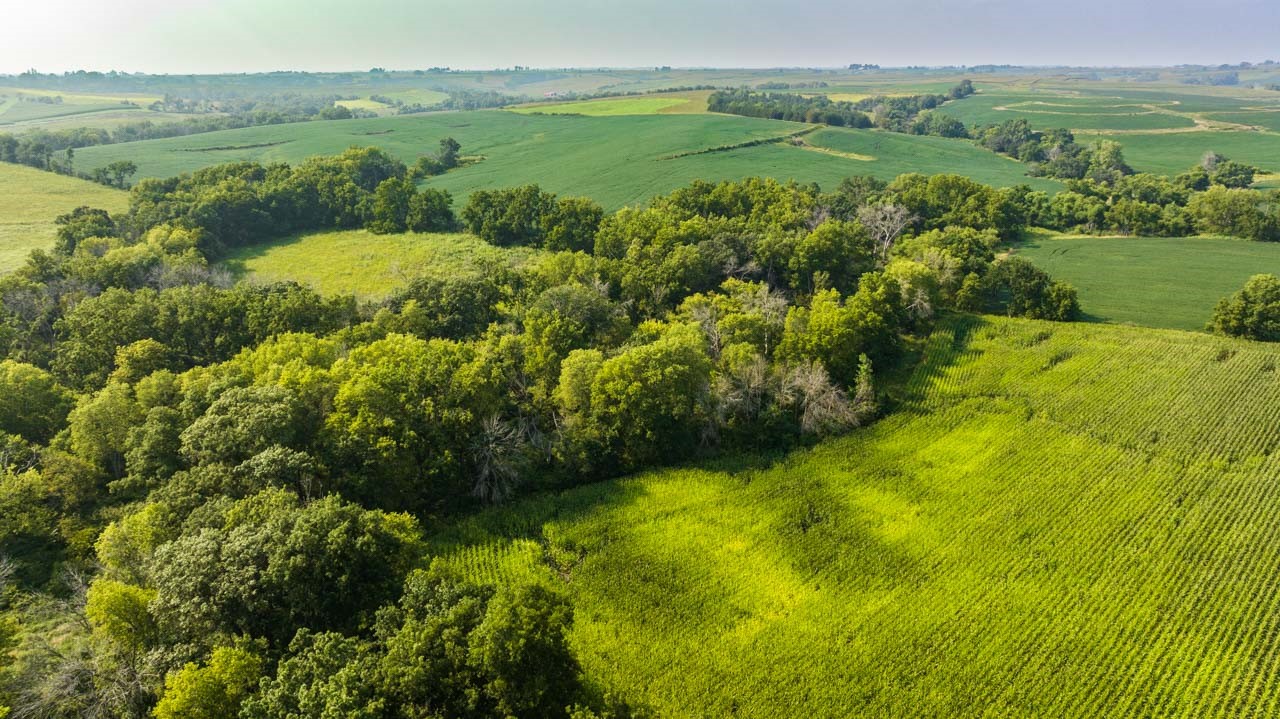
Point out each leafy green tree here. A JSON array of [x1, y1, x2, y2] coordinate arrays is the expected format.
[[1211, 160, 1258, 189], [407, 187, 456, 232], [462, 185, 558, 246], [53, 206, 116, 255], [563, 324, 712, 469], [1209, 274, 1280, 341], [543, 197, 604, 252], [325, 334, 502, 510], [0, 360, 75, 444], [149, 489, 423, 648], [240, 630, 382, 719], [368, 177, 416, 234], [154, 645, 263, 719]]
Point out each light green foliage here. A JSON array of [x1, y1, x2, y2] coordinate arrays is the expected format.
[[154, 645, 263, 719], [223, 230, 540, 300], [85, 578, 157, 652], [559, 324, 713, 470], [0, 360, 75, 443], [326, 334, 501, 509], [434, 316, 1280, 717]]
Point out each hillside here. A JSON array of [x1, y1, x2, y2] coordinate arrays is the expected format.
[[70, 110, 1059, 209], [0, 163, 128, 272], [434, 316, 1280, 717]]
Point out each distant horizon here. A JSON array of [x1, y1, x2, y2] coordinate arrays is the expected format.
[[3, 60, 1277, 78], [2, 0, 1277, 77]]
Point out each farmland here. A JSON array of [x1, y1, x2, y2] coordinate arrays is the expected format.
[[1073, 129, 1280, 176], [1017, 233, 1280, 331], [70, 110, 1061, 209], [0, 162, 128, 272], [433, 315, 1280, 717], [223, 229, 541, 299]]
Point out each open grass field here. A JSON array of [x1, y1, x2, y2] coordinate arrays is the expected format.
[[222, 229, 542, 299], [1072, 130, 1280, 176], [432, 315, 1280, 717], [512, 91, 710, 116], [0, 163, 128, 273], [73, 110, 1060, 209], [335, 98, 395, 113], [1016, 233, 1280, 331]]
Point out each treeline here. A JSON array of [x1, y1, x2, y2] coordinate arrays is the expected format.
[[1010, 156, 1279, 240], [707, 80, 975, 133], [0, 161, 1083, 717], [0, 89, 508, 187]]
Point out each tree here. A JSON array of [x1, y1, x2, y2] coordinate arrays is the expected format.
[[857, 204, 915, 264], [1209, 274, 1280, 341], [462, 185, 558, 247], [0, 360, 75, 444], [543, 197, 604, 252], [105, 160, 137, 188], [407, 188, 455, 232], [53, 206, 116, 255], [153, 645, 263, 719], [368, 177, 416, 234], [1211, 160, 1259, 189]]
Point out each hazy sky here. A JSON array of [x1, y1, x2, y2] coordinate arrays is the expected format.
[[3, 0, 1277, 74]]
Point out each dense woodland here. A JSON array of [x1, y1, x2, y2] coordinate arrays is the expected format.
[[0, 142, 1099, 717]]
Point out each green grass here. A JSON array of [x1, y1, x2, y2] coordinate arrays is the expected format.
[[336, 98, 394, 113], [805, 126, 1060, 190], [1017, 233, 1280, 331], [432, 315, 1280, 717], [0, 100, 142, 125], [0, 163, 128, 273], [381, 88, 450, 106], [1073, 130, 1280, 175], [511, 96, 695, 116], [1018, 230, 1280, 330], [221, 229, 541, 299], [73, 110, 1060, 210]]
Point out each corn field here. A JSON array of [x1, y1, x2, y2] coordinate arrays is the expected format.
[[435, 315, 1280, 717]]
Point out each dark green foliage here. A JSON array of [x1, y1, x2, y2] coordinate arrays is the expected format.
[[54, 205, 117, 254], [984, 257, 1080, 321], [1209, 274, 1280, 341]]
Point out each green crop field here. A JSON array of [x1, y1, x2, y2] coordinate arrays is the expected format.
[[0, 163, 128, 273], [72, 110, 1060, 209], [222, 229, 542, 299], [943, 91, 1199, 131], [1016, 233, 1280, 331], [431, 315, 1280, 718], [512, 94, 704, 116], [804, 126, 1060, 190], [1072, 130, 1280, 176]]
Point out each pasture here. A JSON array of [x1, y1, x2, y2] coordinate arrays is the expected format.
[[0, 163, 128, 273], [72, 110, 1060, 209], [222, 229, 541, 299], [1016, 233, 1280, 331], [434, 315, 1280, 718]]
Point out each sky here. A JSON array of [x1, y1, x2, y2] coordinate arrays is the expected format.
[[2, 0, 1278, 75]]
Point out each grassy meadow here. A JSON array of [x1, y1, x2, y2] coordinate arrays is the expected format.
[[512, 92, 708, 116], [433, 316, 1280, 717], [1017, 233, 1280, 331], [222, 229, 542, 299], [0, 163, 128, 272]]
